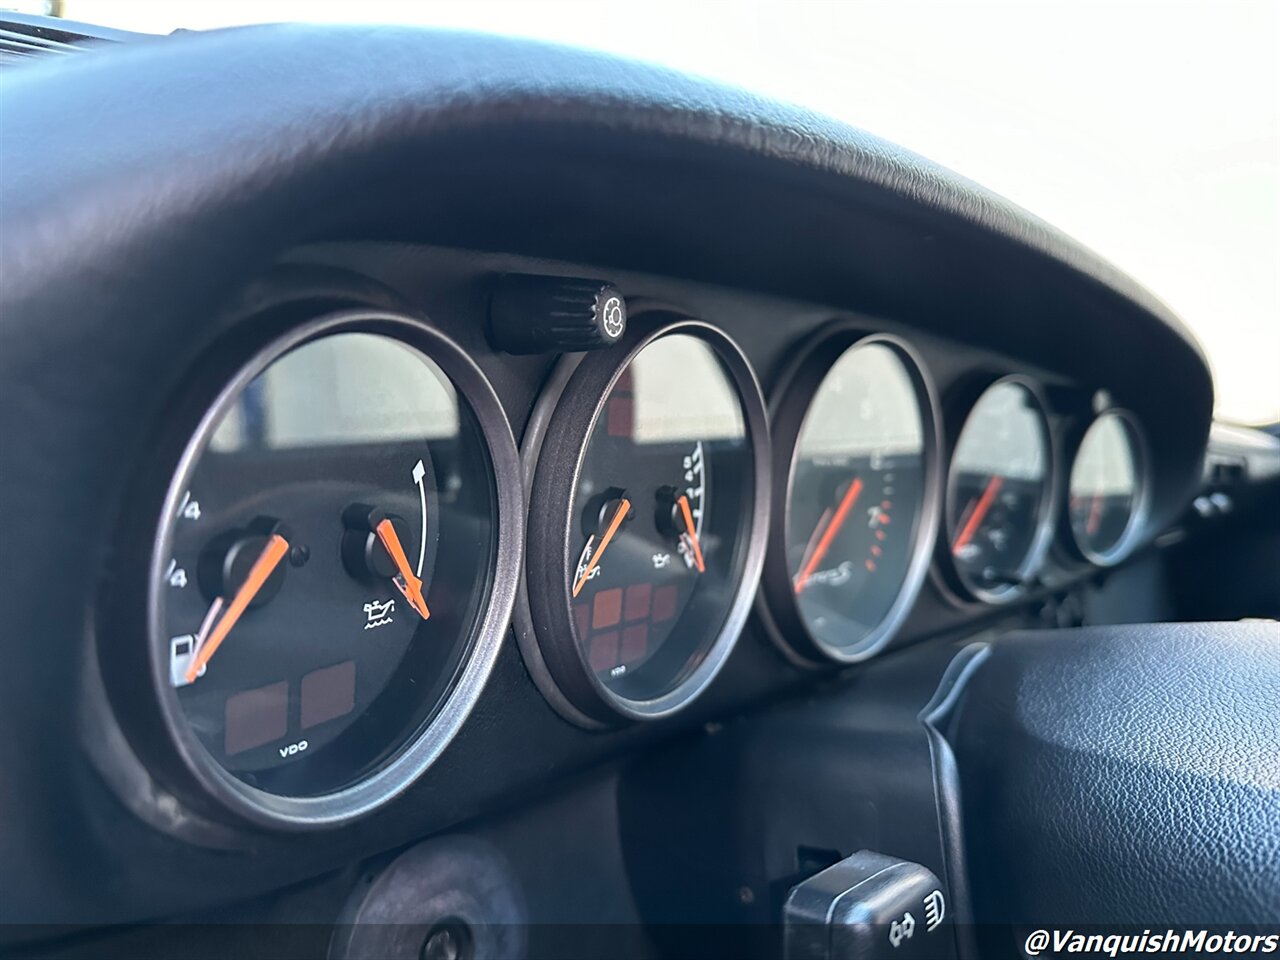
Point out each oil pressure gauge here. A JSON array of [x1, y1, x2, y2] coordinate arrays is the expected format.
[[117, 311, 520, 828]]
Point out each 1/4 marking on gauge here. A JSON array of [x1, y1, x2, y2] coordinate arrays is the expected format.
[[177, 490, 201, 521], [165, 558, 188, 589]]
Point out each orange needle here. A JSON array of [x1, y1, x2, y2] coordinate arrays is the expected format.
[[572, 497, 631, 598], [676, 495, 705, 573], [952, 474, 1004, 553], [795, 476, 863, 594], [1086, 482, 1104, 536], [376, 519, 430, 620], [185, 533, 289, 682]]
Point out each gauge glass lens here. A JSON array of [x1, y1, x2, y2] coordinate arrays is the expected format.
[[946, 381, 1051, 596], [1068, 411, 1141, 559], [785, 342, 927, 653], [569, 334, 751, 703], [156, 332, 496, 798]]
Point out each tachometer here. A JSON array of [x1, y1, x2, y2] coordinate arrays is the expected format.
[[521, 318, 769, 724], [1067, 409, 1146, 565], [762, 328, 941, 664], [944, 377, 1055, 602], [122, 312, 520, 828]]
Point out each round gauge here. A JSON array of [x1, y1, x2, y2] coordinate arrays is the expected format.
[[134, 313, 519, 827], [944, 377, 1055, 602], [522, 318, 769, 724], [762, 329, 941, 664], [1067, 409, 1146, 565]]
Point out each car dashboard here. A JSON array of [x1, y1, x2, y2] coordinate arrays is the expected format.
[[1, 19, 1277, 960]]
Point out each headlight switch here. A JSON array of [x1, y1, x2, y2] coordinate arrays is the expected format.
[[783, 850, 954, 960]]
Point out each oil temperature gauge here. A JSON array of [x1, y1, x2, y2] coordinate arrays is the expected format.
[[121, 313, 520, 828], [521, 318, 770, 725]]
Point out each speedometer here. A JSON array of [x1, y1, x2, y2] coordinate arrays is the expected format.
[[113, 312, 520, 828], [1067, 409, 1147, 565], [762, 328, 942, 664], [943, 377, 1055, 602]]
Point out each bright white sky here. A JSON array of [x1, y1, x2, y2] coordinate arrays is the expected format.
[[48, 0, 1280, 424]]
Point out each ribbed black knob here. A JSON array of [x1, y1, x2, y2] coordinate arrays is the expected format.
[[488, 274, 627, 355]]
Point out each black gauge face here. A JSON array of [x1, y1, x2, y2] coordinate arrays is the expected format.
[[154, 329, 498, 801], [567, 333, 754, 707], [946, 380, 1052, 599], [784, 340, 931, 657], [1068, 411, 1143, 562]]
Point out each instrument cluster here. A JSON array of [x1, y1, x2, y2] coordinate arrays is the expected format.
[[101, 272, 1152, 832]]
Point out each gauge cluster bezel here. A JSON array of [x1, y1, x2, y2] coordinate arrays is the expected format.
[[87, 260, 1162, 845], [517, 313, 772, 726], [758, 324, 945, 667], [936, 373, 1062, 606], [105, 309, 523, 831]]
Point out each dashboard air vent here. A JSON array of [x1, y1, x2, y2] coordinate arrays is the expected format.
[[0, 13, 146, 68]]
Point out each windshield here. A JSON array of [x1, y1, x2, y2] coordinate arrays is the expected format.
[[26, 0, 1278, 425]]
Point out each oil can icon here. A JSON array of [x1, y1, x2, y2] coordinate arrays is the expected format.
[[363, 599, 395, 630]]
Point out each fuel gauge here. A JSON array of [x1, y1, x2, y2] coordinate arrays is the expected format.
[[130, 313, 520, 828]]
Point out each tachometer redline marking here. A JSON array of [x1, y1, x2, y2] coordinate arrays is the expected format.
[[795, 476, 864, 594]]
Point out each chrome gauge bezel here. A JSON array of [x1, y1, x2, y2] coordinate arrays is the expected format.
[[939, 374, 1060, 605], [517, 313, 771, 725], [759, 325, 943, 666], [134, 310, 522, 830], [1064, 407, 1151, 567]]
